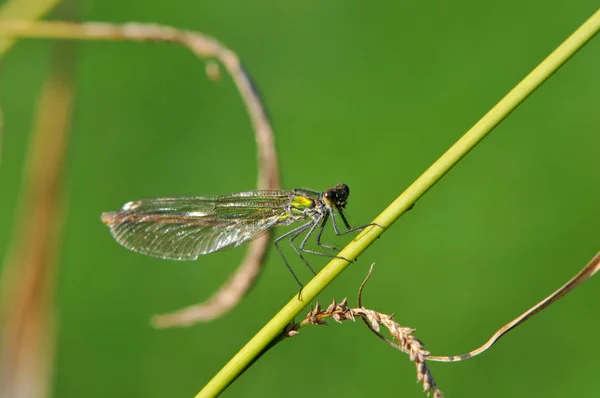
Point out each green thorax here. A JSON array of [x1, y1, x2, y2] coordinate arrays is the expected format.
[[277, 188, 324, 225]]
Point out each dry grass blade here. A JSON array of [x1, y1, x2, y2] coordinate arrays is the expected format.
[[428, 250, 600, 362], [0, 20, 280, 325], [285, 265, 444, 397], [0, 39, 76, 398]]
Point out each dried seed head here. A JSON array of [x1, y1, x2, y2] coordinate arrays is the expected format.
[[281, 265, 445, 397]]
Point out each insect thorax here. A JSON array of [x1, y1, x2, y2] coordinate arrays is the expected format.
[[277, 189, 325, 225]]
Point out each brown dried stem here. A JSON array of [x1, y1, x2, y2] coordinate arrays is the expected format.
[[0, 39, 76, 398], [0, 20, 280, 325], [152, 233, 273, 327], [427, 250, 600, 362], [284, 251, 600, 396]]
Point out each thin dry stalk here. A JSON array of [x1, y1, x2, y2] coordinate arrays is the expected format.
[[427, 250, 600, 362], [0, 20, 280, 325], [284, 250, 600, 396], [0, 39, 76, 398]]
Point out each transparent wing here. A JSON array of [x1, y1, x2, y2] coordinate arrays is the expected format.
[[101, 191, 289, 260]]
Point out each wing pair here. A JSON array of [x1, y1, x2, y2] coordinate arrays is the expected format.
[[101, 191, 289, 260]]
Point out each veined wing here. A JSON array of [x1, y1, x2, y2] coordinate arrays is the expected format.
[[101, 190, 290, 260]]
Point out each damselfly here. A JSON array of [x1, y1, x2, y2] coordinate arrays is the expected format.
[[101, 183, 371, 287]]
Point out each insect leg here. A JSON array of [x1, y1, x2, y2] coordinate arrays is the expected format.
[[288, 222, 318, 275], [298, 214, 350, 262], [314, 212, 341, 251], [274, 221, 313, 288], [331, 208, 384, 236]]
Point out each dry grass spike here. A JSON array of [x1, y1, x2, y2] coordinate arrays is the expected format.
[[284, 264, 443, 397]]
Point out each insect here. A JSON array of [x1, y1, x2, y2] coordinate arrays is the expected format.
[[101, 183, 371, 287]]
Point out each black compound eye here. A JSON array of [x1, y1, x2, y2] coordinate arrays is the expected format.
[[322, 184, 349, 209]]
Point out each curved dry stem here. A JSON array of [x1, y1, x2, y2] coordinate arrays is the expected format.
[[427, 250, 600, 362], [0, 20, 281, 324], [289, 251, 600, 396], [357, 264, 405, 351], [152, 234, 270, 327]]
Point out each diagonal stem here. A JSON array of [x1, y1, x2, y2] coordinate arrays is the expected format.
[[197, 8, 600, 397]]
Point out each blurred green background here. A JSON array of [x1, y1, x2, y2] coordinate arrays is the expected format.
[[1, 1, 599, 397]]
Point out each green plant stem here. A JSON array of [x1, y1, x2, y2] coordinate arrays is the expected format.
[[197, 8, 600, 397]]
